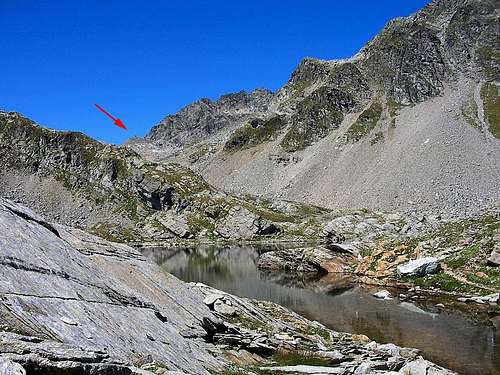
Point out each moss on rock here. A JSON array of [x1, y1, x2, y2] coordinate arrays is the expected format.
[[346, 99, 383, 142]]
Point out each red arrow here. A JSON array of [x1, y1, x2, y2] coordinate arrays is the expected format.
[[94, 103, 127, 130]]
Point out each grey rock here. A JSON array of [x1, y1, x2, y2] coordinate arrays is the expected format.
[[0, 359, 26, 375], [397, 358, 456, 375], [373, 290, 392, 300], [487, 248, 500, 266], [216, 206, 279, 240], [213, 300, 238, 316], [203, 293, 224, 306], [396, 257, 441, 277]]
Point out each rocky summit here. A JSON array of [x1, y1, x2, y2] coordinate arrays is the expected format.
[[127, 0, 500, 217]]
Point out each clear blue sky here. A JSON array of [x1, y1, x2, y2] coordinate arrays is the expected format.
[[0, 0, 430, 145]]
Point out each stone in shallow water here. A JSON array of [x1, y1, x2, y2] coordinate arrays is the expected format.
[[396, 257, 440, 277], [373, 290, 392, 299]]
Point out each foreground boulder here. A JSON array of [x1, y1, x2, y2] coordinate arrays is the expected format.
[[396, 257, 441, 277], [257, 246, 355, 273]]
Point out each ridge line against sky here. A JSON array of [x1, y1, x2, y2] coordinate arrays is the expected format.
[[0, 0, 431, 145]]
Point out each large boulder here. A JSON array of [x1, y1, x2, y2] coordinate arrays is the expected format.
[[216, 206, 279, 240], [396, 257, 441, 277]]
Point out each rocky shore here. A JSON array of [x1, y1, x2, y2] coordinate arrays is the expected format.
[[257, 236, 499, 308], [0, 198, 459, 374]]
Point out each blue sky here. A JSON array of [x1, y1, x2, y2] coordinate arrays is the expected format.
[[0, 0, 430, 145]]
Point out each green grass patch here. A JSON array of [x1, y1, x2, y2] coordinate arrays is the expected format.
[[224, 116, 286, 152], [480, 82, 500, 138], [477, 46, 500, 79], [405, 272, 479, 294], [271, 350, 331, 366], [370, 131, 384, 145], [466, 266, 500, 291], [445, 245, 479, 269], [228, 313, 271, 333], [346, 99, 383, 142], [281, 87, 344, 152]]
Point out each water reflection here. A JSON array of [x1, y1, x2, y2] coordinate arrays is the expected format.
[[142, 244, 500, 375]]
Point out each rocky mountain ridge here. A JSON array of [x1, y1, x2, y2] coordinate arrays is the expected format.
[[0, 110, 330, 243], [127, 0, 500, 216]]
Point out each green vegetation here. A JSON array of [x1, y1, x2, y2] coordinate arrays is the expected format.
[[281, 87, 344, 152], [477, 46, 500, 79], [346, 100, 383, 142], [224, 116, 285, 152], [405, 272, 480, 294], [89, 223, 140, 243], [228, 312, 271, 333], [480, 82, 500, 138], [445, 245, 479, 269], [382, 212, 500, 293], [465, 266, 500, 291], [271, 350, 331, 366], [370, 131, 384, 145], [186, 212, 216, 237], [300, 325, 331, 341], [460, 97, 480, 130]]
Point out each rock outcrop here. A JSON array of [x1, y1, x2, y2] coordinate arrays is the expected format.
[[257, 246, 355, 274]]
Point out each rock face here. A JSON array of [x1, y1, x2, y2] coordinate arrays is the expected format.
[[138, 89, 274, 152], [0, 198, 457, 374], [128, 0, 500, 216], [216, 206, 280, 239], [257, 246, 355, 274], [396, 257, 441, 277]]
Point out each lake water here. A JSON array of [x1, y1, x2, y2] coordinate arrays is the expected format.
[[142, 244, 500, 375]]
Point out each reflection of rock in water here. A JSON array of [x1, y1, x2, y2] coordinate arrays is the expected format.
[[143, 244, 499, 375], [259, 270, 355, 296]]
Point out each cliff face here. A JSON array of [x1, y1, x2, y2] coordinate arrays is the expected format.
[[0, 111, 329, 243], [128, 0, 500, 216]]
